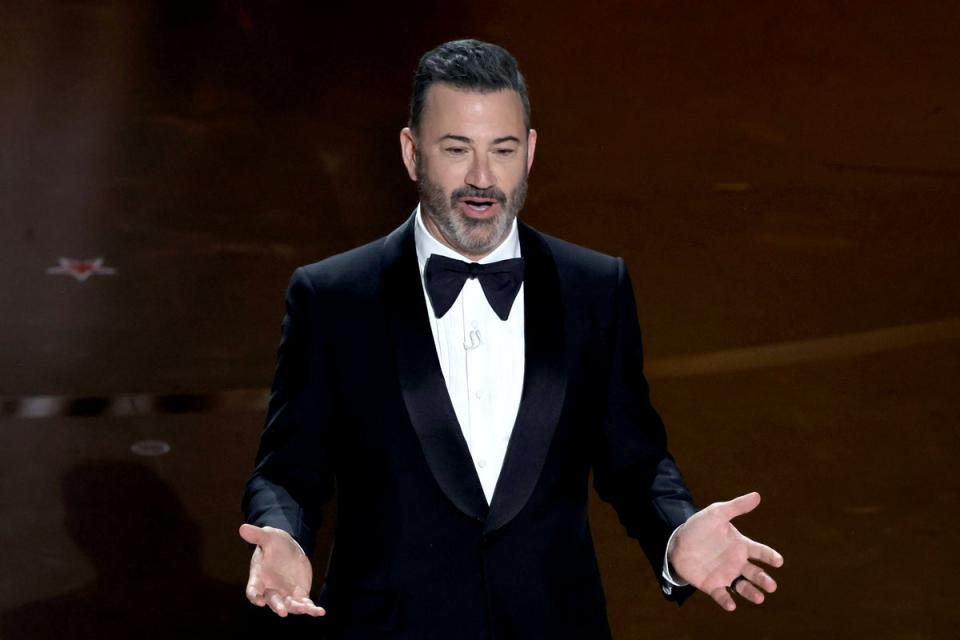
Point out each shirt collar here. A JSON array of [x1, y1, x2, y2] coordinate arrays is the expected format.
[[414, 203, 521, 276]]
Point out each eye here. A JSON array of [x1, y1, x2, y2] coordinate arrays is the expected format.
[[493, 148, 517, 157], [445, 146, 468, 155]]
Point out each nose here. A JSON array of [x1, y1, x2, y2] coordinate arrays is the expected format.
[[465, 153, 494, 190]]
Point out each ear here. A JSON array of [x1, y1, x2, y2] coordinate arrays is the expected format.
[[525, 128, 538, 174], [400, 127, 418, 181]]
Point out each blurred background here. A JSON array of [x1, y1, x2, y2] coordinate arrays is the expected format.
[[1, 1, 958, 638]]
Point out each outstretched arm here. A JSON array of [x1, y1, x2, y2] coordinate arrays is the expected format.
[[592, 259, 698, 600], [594, 260, 783, 609], [240, 267, 337, 616], [667, 491, 784, 611]]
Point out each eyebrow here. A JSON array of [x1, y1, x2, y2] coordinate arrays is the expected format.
[[437, 134, 522, 145]]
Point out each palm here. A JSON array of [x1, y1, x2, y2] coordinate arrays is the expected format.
[[668, 492, 783, 611], [239, 524, 326, 617], [251, 536, 312, 594]]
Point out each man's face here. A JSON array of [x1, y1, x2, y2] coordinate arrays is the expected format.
[[401, 83, 537, 259]]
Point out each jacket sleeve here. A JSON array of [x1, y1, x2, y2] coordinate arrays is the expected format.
[[241, 266, 337, 556], [591, 257, 699, 604]]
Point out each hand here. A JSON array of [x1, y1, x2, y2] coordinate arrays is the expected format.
[[667, 492, 784, 612], [238, 523, 327, 618]]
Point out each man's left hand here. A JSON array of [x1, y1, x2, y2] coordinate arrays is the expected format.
[[668, 491, 784, 611]]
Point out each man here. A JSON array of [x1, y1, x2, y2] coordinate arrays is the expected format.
[[240, 39, 783, 639]]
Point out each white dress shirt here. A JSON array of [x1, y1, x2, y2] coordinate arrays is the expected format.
[[412, 204, 687, 592], [414, 206, 525, 504]]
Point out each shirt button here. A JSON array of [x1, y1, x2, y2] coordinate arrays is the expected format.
[[477, 459, 487, 468], [471, 320, 479, 329], [474, 390, 482, 399]]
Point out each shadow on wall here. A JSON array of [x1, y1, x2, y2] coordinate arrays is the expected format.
[[0, 461, 322, 639]]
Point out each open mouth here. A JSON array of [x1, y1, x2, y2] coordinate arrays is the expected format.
[[460, 198, 498, 214]]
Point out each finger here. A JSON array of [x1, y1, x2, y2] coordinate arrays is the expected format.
[[741, 563, 777, 593], [239, 523, 265, 546], [245, 581, 266, 607], [747, 539, 784, 567], [715, 492, 761, 520], [245, 568, 265, 606], [709, 586, 737, 612], [733, 578, 765, 605], [286, 604, 325, 617], [297, 604, 326, 617], [285, 596, 327, 617], [265, 589, 288, 617]]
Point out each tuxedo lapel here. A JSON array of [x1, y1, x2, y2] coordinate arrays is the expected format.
[[485, 221, 567, 534], [381, 214, 489, 522], [380, 214, 567, 531]]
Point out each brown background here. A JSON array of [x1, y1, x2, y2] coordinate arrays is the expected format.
[[1, 1, 958, 638]]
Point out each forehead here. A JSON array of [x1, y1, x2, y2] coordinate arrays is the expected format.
[[420, 84, 526, 138]]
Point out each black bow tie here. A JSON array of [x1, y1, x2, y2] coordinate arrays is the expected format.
[[424, 254, 524, 321]]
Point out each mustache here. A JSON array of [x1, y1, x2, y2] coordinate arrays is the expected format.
[[450, 186, 507, 205]]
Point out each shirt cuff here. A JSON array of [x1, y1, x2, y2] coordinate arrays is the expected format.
[[661, 525, 689, 594]]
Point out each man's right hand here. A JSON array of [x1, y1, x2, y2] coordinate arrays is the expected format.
[[238, 523, 327, 618]]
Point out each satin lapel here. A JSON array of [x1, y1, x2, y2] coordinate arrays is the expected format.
[[485, 221, 568, 534], [381, 214, 489, 523]]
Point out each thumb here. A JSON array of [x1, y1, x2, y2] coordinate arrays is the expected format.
[[716, 491, 761, 520], [239, 523, 265, 546]]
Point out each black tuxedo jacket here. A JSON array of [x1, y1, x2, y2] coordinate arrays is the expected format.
[[243, 213, 698, 639]]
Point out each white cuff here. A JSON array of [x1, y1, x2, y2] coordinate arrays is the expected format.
[[661, 525, 688, 593]]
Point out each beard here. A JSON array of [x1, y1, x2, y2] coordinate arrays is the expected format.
[[416, 156, 528, 257]]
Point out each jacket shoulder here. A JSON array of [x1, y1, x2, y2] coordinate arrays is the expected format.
[[533, 228, 623, 285], [295, 234, 386, 294]]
